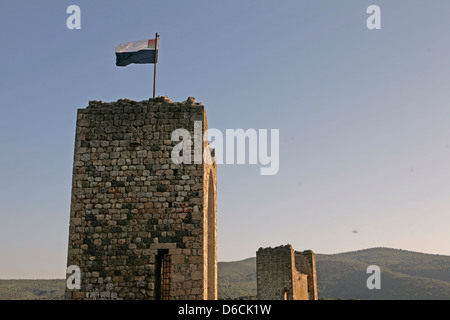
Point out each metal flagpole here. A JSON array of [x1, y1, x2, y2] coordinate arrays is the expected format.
[[153, 32, 159, 99]]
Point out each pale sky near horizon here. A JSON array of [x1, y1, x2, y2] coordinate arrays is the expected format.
[[1, 0, 450, 278]]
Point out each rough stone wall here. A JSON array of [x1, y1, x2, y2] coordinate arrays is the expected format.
[[256, 245, 295, 300], [256, 244, 317, 300], [65, 96, 217, 300]]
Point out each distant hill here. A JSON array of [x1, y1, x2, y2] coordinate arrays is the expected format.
[[336, 247, 450, 283], [218, 257, 256, 299], [2, 247, 450, 300], [316, 248, 450, 300]]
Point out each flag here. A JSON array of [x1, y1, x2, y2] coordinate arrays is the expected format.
[[115, 38, 158, 67]]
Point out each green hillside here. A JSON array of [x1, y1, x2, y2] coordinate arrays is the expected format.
[[218, 257, 257, 299], [336, 247, 450, 283], [2, 247, 450, 300], [316, 252, 450, 300]]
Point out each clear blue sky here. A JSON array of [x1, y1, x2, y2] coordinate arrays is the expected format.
[[1, 0, 450, 278]]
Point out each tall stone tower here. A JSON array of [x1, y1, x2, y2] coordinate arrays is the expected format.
[[65, 97, 217, 300]]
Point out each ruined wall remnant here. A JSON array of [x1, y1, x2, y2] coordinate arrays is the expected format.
[[294, 249, 318, 300], [256, 245, 317, 300], [65, 96, 217, 300]]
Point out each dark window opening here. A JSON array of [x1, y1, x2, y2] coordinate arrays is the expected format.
[[155, 249, 171, 300]]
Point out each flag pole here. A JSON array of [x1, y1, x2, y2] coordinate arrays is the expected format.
[[153, 32, 159, 99]]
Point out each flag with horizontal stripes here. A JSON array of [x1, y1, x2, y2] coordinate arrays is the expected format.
[[115, 38, 158, 67]]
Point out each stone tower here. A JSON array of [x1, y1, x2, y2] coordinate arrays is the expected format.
[[256, 245, 317, 300], [65, 97, 217, 300]]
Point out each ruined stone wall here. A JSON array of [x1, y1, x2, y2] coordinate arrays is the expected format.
[[256, 245, 295, 300], [294, 250, 318, 300], [256, 244, 317, 300], [65, 97, 217, 300]]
